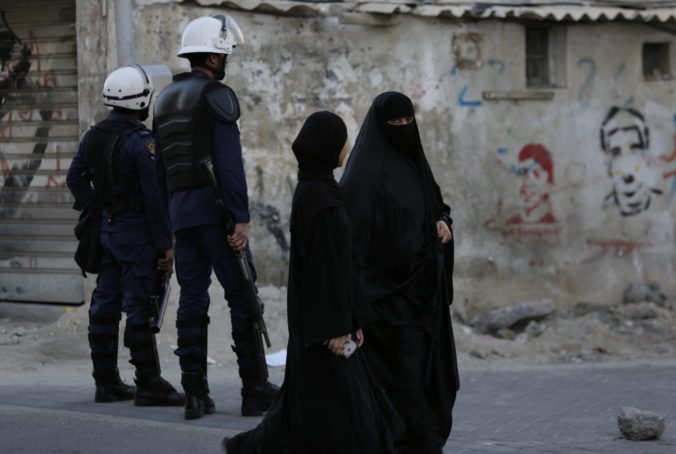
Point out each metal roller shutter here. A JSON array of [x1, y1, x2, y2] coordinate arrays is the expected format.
[[0, 0, 83, 305]]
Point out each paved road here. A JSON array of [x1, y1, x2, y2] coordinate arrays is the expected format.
[[1, 361, 674, 453]]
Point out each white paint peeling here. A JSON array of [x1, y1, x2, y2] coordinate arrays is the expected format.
[[74, 1, 676, 305]]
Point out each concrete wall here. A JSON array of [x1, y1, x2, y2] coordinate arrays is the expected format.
[[78, 1, 676, 314]]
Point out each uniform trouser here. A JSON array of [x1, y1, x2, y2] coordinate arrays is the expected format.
[[363, 323, 444, 454], [89, 230, 157, 382], [174, 224, 263, 380]]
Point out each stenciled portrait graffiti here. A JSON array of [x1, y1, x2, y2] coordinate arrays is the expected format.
[[506, 144, 557, 225], [485, 143, 562, 240], [599, 106, 662, 216]]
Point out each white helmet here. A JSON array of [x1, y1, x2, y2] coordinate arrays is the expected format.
[[177, 15, 244, 58], [102, 65, 153, 110]]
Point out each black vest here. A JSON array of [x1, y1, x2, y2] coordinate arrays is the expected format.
[[85, 119, 145, 214], [153, 73, 223, 192]]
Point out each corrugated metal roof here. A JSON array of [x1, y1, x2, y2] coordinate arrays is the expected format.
[[415, 4, 676, 22], [200, 1, 676, 23]]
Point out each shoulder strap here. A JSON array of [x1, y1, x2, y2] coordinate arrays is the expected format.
[[104, 122, 145, 188]]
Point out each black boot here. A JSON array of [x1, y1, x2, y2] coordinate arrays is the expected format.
[[201, 321, 216, 415], [177, 316, 214, 419], [182, 371, 206, 420], [203, 377, 216, 415], [94, 368, 135, 403], [241, 379, 280, 417], [89, 314, 132, 403], [233, 323, 279, 416], [181, 367, 214, 419], [135, 373, 185, 407], [125, 322, 185, 407]]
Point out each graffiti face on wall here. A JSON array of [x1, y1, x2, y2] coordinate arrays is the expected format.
[[600, 107, 662, 216], [485, 143, 562, 240], [506, 144, 557, 225]]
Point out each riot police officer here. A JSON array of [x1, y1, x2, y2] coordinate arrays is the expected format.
[[153, 15, 279, 420], [67, 65, 184, 407]]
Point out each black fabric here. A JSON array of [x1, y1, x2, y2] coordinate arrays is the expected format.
[[124, 322, 161, 377], [340, 91, 453, 313], [227, 112, 399, 454], [74, 207, 102, 275], [75, 120, 141, 276], [84, 119, 145, 214], [339, 91, 459, 448], [289, 111, 346, 254], [381, 92, 418, 162], [153, 71, 227, 192]]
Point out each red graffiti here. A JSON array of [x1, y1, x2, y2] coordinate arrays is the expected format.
[[46, 145, 66, 190], [501, 223, 562, 239], [0, 155, 9, 179], [660, 134, 676, 180], [586, 238, 644, 255], [486, 144, 562, 240]]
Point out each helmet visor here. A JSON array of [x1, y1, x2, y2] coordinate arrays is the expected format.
[[213, 14, 244, 46]]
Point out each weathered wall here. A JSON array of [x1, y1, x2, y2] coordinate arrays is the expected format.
[[85, 2, 675, 313], [76, 0, 117, 131]]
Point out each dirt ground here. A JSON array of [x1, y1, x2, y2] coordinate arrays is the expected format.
[[1, 276, 675, 380]]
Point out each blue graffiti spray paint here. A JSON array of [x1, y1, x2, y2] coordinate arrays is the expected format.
[[577, 58, 597, 107], [458, 85, 482, 107], [487, 59, 506, 74]]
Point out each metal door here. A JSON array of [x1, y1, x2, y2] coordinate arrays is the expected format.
[[0, 1, 83, 305]]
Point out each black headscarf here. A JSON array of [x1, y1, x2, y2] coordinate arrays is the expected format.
[[339, 91, 447, 303], [290, 111, 347, 240]]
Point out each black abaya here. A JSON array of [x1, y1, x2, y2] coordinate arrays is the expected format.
[[340, 92, 459, 453], [226, 111, 401, 454]]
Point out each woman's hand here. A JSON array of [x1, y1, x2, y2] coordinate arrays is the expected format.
[[354, 329, 364, 348], [326, 334, 351, 356], [436, 220, 453, 244]]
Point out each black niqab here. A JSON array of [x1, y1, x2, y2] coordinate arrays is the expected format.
[[381, 92, 418, 161]]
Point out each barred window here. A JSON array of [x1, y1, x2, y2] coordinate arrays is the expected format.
[[526, 27, 550, 87], [643, 43, 671, 81]]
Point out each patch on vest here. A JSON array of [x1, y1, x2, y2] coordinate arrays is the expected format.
[[145, 141, 156, 156]]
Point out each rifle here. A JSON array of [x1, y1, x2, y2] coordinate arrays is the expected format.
[[200, 160, 272, 349], [150, 270, 171, 334]]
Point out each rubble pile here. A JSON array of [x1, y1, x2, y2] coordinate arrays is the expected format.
[[454, 282, 676, 365], [0, 281, 674, 372]]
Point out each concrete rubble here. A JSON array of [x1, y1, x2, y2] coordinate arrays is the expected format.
[[468, 300, 556, 335], [617, 406, 666, 441], [624, 282, 668, 307]]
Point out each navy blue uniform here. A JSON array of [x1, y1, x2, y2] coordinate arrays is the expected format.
[[67, 111, 172, 384], [154, 70, 277, 418], [155, 91, 257, 375]]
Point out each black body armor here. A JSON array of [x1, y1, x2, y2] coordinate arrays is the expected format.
[[153, 72, 240, 193], [85, 119, 145, 214]]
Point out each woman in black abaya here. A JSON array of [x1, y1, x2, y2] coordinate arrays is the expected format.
[[340, 92, 460, 454], [223, 111, 401, 454]]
